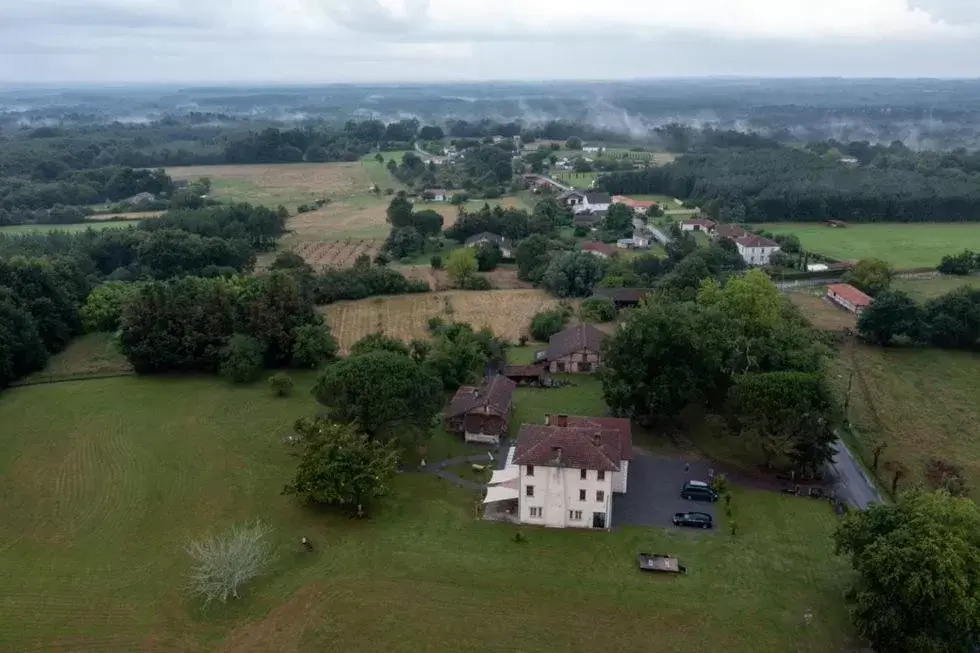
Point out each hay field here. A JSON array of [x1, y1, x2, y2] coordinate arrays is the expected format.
[[321, 289, 564, 352], [167, 163, 373, 209], [835, 342, 980, 499]]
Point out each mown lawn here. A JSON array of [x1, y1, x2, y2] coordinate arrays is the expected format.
[[0, 373, 853, 651], [892, 274, 980, 300], [762, 222, 980, 269]]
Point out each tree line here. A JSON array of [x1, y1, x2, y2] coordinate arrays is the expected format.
[[599, 269, 835, 474], [858, 285, 980, 350], [597, 146, 980, 223], [0, 166, 174, 216]]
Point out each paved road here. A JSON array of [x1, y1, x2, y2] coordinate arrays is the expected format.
[[829, 439, 883, 509], [633, 218, 672, 246]]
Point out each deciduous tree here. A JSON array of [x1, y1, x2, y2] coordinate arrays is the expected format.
[[844, 258, 894, 297], [446, 247, 478, 288], [857, 290, 921, 345], [283, 419, 399, 517], [313, 350, 442, 439], [834, 490, 980, 653]]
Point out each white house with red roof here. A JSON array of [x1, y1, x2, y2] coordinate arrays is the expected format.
[[734, 234, 781, 266], [489, 414, 632, 529]]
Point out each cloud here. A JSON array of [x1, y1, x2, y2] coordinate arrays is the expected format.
[[0, 0, 978, 82]]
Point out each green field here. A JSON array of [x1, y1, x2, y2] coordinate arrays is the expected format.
[[762, 223, 980, 269], [0, 342, 853, 650], [892, 274, 980, 300], [0, 221, 138, 235], [836, 343, 980, 500], [553, 171, 596, 189]]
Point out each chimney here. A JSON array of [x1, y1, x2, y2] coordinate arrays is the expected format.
[[544, 413, 551, 426], [555, 414, 569, 428]]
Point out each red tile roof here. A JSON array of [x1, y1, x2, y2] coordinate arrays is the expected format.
[[827, 283, 873, 308], [735, 234, 780, 248], [444, 375, 516, 419], [612, 196, 657, 209], [545, 323, 607, 361], [581, 241, 617, 256], [681, 219, 716, 228], [503, 365, 546, 379], [513, 414, 632, 471], [563, 415, 633, 462], [714, 224, 751, 240]]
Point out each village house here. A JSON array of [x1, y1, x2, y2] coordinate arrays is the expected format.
[[443, 375, 517, 444], [734, 234, 781, 266], [544, 323, 607, 373], [617, 229, 651, 249], [612, 196, 657, 215], [561, 191, 612, 215], [573, 212, 605, 229], [712, 223, 752, 240], [502, 364, 550, 387], [464, 232, 515, 259], [580, 241, 618, 259], [680, 218, 717, 233], [827, 283, 873, 314], [423, 188, 448, 202], [591, 287, 651, 309], [484, 414, 632, 529]]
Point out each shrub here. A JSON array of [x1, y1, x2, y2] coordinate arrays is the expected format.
[[186, 520, 274, 605], [268, 372, 294, 397], [529, 308, 569, 342], [573, 226, 589, 237], [291, 323, 338, 368], [461, 275, 493, 290], [430, 254, 443, 269], [220, 335, 265, 384], [580, 297, 616, 323], [427, 316, 445, 333]]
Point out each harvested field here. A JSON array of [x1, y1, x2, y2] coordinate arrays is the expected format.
[[286, 197, 392, 240], [167, 163, 372, 208], [294, 239, 383, 270], [321, 290, 564, 351], [397, 266, 532, 291], [788, 292, 857, 331]]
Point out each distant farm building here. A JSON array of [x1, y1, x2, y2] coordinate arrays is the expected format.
[[827, 284, 873, 314], [680, 219, 716, 233]]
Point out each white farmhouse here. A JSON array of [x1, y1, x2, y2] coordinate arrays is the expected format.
[[561, 191, 612, 215], [504, 414, 632, 529], [734, 234, 781, 266]]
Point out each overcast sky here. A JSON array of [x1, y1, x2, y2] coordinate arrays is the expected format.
[[1, 0, 980, 83]]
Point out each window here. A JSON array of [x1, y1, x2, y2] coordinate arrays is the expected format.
[[556, 362, 566, 372], [526, 485, 534, 497], [580, 469, 587, 480], [526, 465, 534, 477], [569, 510, 583, 521], [596, 490, 605, 502], [597, 471, 605, 481], [579, 489, 586, 501], [529, 507, 542, 518]]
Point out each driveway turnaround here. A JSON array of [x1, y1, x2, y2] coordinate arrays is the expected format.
[[613, 455, 718, 528]]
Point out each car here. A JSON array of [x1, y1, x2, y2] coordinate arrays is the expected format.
[[672, 511, 713, 529], [680, 480, 719, 502]]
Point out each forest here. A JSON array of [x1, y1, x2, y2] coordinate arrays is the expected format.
[[598, 144, 980, 223]]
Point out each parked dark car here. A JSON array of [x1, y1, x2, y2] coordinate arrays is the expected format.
[[680, 480, 719, 502], [672, 511, 713, 529]]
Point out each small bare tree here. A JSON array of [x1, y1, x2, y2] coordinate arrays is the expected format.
[[186, 520, 274, 605]]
